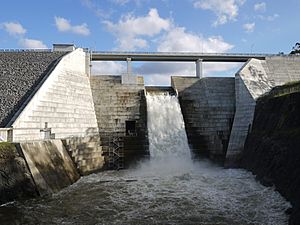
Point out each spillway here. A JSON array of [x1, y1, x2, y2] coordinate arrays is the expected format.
[[0, 92, 290, 225], [146, 93, 191, 158]]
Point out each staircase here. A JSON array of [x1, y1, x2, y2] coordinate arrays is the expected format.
[[62, 136, 104, 175], [108, 136, 124, 170]]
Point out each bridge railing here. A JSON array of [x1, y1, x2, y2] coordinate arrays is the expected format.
[[91, 51, 281, 57]]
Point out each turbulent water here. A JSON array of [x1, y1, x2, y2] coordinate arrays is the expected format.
[[0, 94, 290, 225]]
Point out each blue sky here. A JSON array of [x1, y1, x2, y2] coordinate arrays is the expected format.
[[1, 0, 299, 85]]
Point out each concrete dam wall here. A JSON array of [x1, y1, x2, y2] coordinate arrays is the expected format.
[[90, 75, 149, 169], [172, 77, 235, 163], [0, 47, 300, 217]]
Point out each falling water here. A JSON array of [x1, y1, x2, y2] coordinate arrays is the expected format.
[[0, 93, 291, 225], [146, 93, 191, 159]]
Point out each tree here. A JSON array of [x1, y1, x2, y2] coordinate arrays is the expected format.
[[290, 42, 300, 55]]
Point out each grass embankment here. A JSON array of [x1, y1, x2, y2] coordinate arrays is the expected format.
[[263, 80, 300, 99], [0, 142, 17, 160]]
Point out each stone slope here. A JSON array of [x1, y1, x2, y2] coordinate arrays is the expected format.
[[0, 51, 65, 127]]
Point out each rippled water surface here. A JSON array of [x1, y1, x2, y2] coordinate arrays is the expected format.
[[0, 94, 290, 225], [0, 161, 290, 225]]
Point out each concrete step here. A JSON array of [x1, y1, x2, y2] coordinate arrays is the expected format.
[[69, 147, 102, 156], [42, 92, 94, 102], [73, 152, 103, 161], [47, 87, 93, 96], [78, 158, 104, 167], [38, 100, 95, 109], [35, 105, 95, 114], [40, 97, 94, 106], [79, 163, 104, 174]]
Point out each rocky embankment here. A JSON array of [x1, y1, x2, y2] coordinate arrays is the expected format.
[[0, 51, 65, 127], [0, 142, 37, 205], [242, 81, 300, 225]]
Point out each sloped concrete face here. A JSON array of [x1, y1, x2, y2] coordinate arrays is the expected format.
[[12, 49, 99, 141], [225, 59, 274, 167], [20, 140, 79, 196]]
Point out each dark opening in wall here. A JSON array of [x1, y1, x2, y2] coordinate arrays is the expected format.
[[126, 121, 136, 136]]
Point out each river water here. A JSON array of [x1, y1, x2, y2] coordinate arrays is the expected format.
[[0, 94, 290, 225]]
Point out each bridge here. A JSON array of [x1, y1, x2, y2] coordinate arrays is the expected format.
[[91, 51, 277, 77]]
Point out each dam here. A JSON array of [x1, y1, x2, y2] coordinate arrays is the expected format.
[[0, 44, 300, 224]]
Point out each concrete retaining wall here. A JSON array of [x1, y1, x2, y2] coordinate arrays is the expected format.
[[90, 75, 149, 168], [11, 49, 99, 141], [19, 140, 79, 196], [172, 76, 235, 163]]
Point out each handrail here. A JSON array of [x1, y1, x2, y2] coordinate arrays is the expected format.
[[91, 51, 282, 57]]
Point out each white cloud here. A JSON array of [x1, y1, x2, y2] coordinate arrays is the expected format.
[[243, 22, 255, 33], [158, 26, 233, 52], [134, 62, 241, 85], [135, 27, 236, 85], [1, 22, 26, 36], [193, 0, 245, 26], [146, 26, 235, 85], [101, 8, 239, 85], [104, 8, 170, 50], [54, 16, 90, 36], [19, 38, 47, 49], [91, 61, 126, 75], [254, 2, 266, 12]]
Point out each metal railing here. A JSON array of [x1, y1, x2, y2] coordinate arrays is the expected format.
[[91, 51, 281, 57]]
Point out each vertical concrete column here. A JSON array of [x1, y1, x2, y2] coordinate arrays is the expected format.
[[127, 58, 132, 75], [86, 52, 91, 77], [196, 59, 203, 78]]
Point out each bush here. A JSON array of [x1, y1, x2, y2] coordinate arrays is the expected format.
[[0, 142, 17, 160]]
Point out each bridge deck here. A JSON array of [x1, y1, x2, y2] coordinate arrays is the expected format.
[[91, 51, 277, 62]]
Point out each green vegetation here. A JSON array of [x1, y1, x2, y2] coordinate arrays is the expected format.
[[259, 80, 300, 100], [281, 80, 300, 87], [290, 42, 300, 55], [0, 142, 17, 160]]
